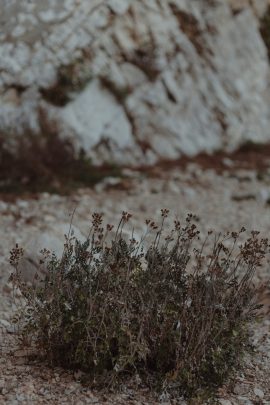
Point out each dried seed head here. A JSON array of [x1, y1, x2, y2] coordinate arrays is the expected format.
[[9, 245, 24, 267], [121, 211, 132, 222], [161, 208, 169, 218], [92, 213, 103, 230]]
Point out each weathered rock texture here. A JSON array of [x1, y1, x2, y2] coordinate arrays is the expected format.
[[0, 0, 270, 164]]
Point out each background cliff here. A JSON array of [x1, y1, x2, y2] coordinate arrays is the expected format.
[[1, 0, 270, 166]]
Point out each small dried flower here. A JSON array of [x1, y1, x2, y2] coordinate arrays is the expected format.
[[9, 244, 24, 266], [161, 208, 169, 218]]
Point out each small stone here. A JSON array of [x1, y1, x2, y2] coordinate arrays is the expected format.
[[0, 201, 8, 212], [219, 400, 232, 405], [43, 215, 56, 223], [233, 383, 249, 395], [222, 158, 234, 168], [41, 192, 50, 199], [94, 177, 122, 193], [0, 319, 11, 327], [122, 168, 140, 178], [16, 393, 26, 401], [64, 383, 80, 394], [236, 397, 253, 405], [166, 180, 179, 194], [16, 200, 29, 210], [258, 188, 270, 204], [182, 186, 197, 199], [254, 387, 264, 399], [87, 396, 99, 404]]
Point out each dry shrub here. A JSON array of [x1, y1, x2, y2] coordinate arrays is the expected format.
[[9, 211, 268, 399], [261, 6, 270, 59], [0, 113, 121, 194]]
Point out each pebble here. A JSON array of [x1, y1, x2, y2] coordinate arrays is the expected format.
[[16, 200, 29, 210], [236, 397, 254, 405], [41, 192, 50, 199], [219, 400, 232, 405], [0, 319, 11, 327], [233, 384, 250, 395], [258, 188, 270, 203], [0, 201, 8, 212], [94, 177, 122, 193], [64, 384, 80, 394], [122, 169, 141, 178], [222, 158, 234, 168], [44, 214, 56, 223], [166, 180, 180, 194], [254, 387, 264, 398], [87, 396, 99, 403], [234, 170, 256, 182], [182, 186, 197, 199]]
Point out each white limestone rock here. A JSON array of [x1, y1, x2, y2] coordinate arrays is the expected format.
[[59, 79, 142, 164], [0, 0, 270, 164]]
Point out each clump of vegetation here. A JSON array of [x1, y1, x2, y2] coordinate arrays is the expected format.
[[40, 50, 93, 106], [9, 211, 268, 400], [0, 113, 121, 195], [261, 6, 270, 59]]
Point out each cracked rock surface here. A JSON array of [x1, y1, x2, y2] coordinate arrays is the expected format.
[[1, 0, 270, 164]]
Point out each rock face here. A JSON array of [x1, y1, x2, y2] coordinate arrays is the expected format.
[[0, 0, 270, 165]]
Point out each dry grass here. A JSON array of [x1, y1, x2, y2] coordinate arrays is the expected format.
[[0, 112, 121, 195]]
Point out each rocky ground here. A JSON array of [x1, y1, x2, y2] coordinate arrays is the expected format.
[[0, 157, 270, 404]]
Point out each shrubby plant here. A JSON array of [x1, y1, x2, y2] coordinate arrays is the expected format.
[[261, 6, 270, 59], [9, 211, 268, 399], [0, 111, 121, 194]]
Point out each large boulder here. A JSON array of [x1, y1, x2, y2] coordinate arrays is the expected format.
[[0, 0, 270, 165]]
